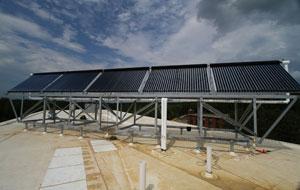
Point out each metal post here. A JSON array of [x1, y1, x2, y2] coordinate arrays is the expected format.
[[234, 103, 238, 139], [205, 146, 213, 178], [20, 95, 24, 121], [94, 101, 98, 121], [161, 98, 167, 151], [68, 98, 72, 125], [134, 100, 137, 125], [196, 98, 203, 150], [116, 97, 119, 128], [139, 160, 146, 190], [79, 126, 83, 139], [154, 98, 158, 132], [99, 97, 102, 129], [43, 97, 47, 133], [60, 124, 64, 136], [120, 103, 123, 119], [253, 98, 257, 142], [229, 140, 236, 156], [53, 101, 56, 124]]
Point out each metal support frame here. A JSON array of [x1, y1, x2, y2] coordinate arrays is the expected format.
[[259, 97, 298, 143], [241, 103, 262, 128], [72, 101, 95, 120], [22, 100, 43, 119], [202, 102, 254, 135], [100, 101, 155, 130], [8, 90, 298, 148], [9, 98, 19, 122]]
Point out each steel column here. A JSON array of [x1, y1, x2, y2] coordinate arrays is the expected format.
[[116, 97, 119, 128], [234, 103, 238, 139], [43, 97, 47, 133], [68, 98, 72, 125], [20, 95, 24, 121], [99, 97, 102, 129], [134, 100, 137, 125], [94, 101, 98, 121], [197, 98, 203, 149], [253, 98, 257, 139], [154, 98, 158, 133]]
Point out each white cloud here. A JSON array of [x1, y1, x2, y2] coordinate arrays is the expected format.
[[103, 16, 218, 65], [16, 1, 63, 24], [0, 12, 50, 39], [0, 12, 85, 53], [291, 70, 300, 81]]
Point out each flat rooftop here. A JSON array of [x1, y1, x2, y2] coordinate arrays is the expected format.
[[0, 112, 300, 190]]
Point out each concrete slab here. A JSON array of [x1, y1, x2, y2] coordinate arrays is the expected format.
[[41, 165, 86, 187], [90, 139, 112, 146], [54, 147, 82, 157], [90, 140, 117, 153], [92, 144, 117, 152], [40, 180, 87, 190], [48, 154, 83, 169]]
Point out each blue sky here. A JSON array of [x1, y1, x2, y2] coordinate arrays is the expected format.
[[1, 0, 300, 95]]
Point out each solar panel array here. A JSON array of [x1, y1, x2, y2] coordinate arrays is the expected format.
[[8, 61, 300, 94], [45, 71, 100, 92], [143, 66, 209, 92], [88, 69, 147, 92], [212, 63, 300, 92], [9, 73, 60, 92]]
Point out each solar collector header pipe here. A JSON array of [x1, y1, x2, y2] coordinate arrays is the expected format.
[[282, 60, 290, 103]]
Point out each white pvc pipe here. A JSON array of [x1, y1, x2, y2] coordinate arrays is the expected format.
[[161, 98, 167, 151], [139, 160, 146, 190], [206, 146, 212, 174]]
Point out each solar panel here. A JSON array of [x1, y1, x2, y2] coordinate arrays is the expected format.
[[212, 63, 300, 92], [9, 73, 60, 92], [143, 66, 210, 92], [87, 69, 147, 92], [44, 71, 100, 92]]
